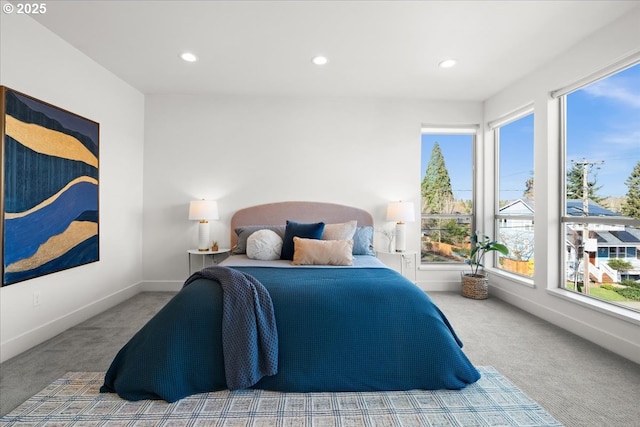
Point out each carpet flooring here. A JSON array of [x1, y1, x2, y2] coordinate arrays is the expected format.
[[0, 367, 562, 426]]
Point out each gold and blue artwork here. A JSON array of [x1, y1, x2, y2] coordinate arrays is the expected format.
[[1, 87, 99, 286]]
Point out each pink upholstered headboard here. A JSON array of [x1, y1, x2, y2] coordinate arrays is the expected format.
[[230, 201, 374, 249]]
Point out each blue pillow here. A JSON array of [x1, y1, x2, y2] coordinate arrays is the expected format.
[[353, 226, 375, 255], [280, 220, 325, 260]]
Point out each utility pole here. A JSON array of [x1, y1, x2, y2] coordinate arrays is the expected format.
[[571, 159, 604, 295]]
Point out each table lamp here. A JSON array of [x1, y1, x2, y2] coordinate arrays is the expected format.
[[386, 201, 415, 252], [189, 200, 219, 251]]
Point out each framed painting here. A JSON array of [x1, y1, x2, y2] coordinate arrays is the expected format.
[[1, 87, 99, 286]]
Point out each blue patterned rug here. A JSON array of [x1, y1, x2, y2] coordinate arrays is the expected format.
[[0, 366, 562, 426]]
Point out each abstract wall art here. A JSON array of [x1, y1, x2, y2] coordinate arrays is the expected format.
[[1, 87, 99, 286]]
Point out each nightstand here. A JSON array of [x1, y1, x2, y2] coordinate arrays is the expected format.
[[187, 249, 230, 274], [377, 251, 417, 282]]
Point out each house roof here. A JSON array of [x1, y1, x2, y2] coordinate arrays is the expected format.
[[566, 199, 619, 217], [499, 199, 535, 214], [585, 229, 640, 247], [500, 198, 629, 219]]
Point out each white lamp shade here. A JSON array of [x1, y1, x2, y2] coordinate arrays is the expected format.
[[386, 201, 415, 223], [189, 200, 219, 221]]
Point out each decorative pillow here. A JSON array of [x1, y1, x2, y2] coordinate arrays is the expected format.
[[280, 220, 325, 260], [292, 237, 354, 266], [247, 229, 283, 261], [352, 226, 376, 255], [233, 225, 286, 254], [322, 220, 357, 241]]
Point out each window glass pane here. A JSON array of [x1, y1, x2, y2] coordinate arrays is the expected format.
[[421, 217, 471, 263], [496, 114, 534, 277], [421, 133, 473, 263], [562, 62, 640, 312], [565, 63, 640, 214], [421, 134, 472, 214], [565, 223, 640, 313], [499, 114, 534, 203]]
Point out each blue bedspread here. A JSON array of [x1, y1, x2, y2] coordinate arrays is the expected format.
[[101, 266, 480, 402]]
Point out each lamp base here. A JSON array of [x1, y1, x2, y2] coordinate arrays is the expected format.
[[197, 221, 210, 251], [395, 222, 406, 252]]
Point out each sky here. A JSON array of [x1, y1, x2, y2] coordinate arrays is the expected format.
[[498, 114, 534, 202], [421, 62, 640, 203], [567, 63, 640, 198]]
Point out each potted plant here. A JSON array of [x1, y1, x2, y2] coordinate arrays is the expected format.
[[461, 232, 509, 299]]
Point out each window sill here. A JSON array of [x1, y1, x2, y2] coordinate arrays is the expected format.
[[547, 287, 640, 326], [418, 264, 536, 289], [418, 263, 467, 272], [487, 268, 535, 288]]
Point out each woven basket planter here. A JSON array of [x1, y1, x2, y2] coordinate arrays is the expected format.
[[461, 274, 489, 300]]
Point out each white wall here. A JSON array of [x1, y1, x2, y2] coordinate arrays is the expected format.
[[141, 95, 482, 283], [482, 8, 640, 364], [0, 13, 145, 362]]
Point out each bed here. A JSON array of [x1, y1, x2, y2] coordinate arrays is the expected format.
[[100, 201, 480, 402]]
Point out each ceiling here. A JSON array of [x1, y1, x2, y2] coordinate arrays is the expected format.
[[29, 1, 639, 101]]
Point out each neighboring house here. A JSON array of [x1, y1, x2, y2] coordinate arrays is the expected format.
[[565, 200, 640, 283], [499, 199, 640, 282], [499, 198, 535, 226], [498, 199, 535, 263]]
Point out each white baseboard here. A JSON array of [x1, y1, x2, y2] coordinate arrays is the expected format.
[[138, 281, 182, 292], [0, 282, 141, 363], [416, 280, 460, 292]]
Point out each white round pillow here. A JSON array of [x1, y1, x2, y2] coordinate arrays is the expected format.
[[246, 229, 283, 261]]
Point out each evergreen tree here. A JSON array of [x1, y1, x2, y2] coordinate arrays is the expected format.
[[421, 142, 454, 213], [566, 162, 604, 203], [621, 160, 640, 219]]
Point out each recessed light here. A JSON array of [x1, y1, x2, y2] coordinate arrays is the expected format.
[[438, 59, 457, 69], [312, 55, 328, 66], [180, 52, 198, 63]]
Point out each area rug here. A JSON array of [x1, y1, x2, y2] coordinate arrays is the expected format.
[[0, 366, 562, 426]]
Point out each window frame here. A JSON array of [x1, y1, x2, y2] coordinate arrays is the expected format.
[[557, 61, 640, 312], [420, 125, 478, 265], [492, 106, 535, 277]]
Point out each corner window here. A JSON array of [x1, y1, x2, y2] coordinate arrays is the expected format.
[[493, 111, 535, 277], [420, 127, 477, 264], [560, 61, 640, 313]]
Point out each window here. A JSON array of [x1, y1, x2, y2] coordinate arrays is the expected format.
[[559, 61, 640, 313], [493, 111, 535, 278], [420, 127, 476, 264]]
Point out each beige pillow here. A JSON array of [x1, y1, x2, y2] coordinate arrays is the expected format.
[[322, 220, 357, 241], [292, 237, 354, 266]]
